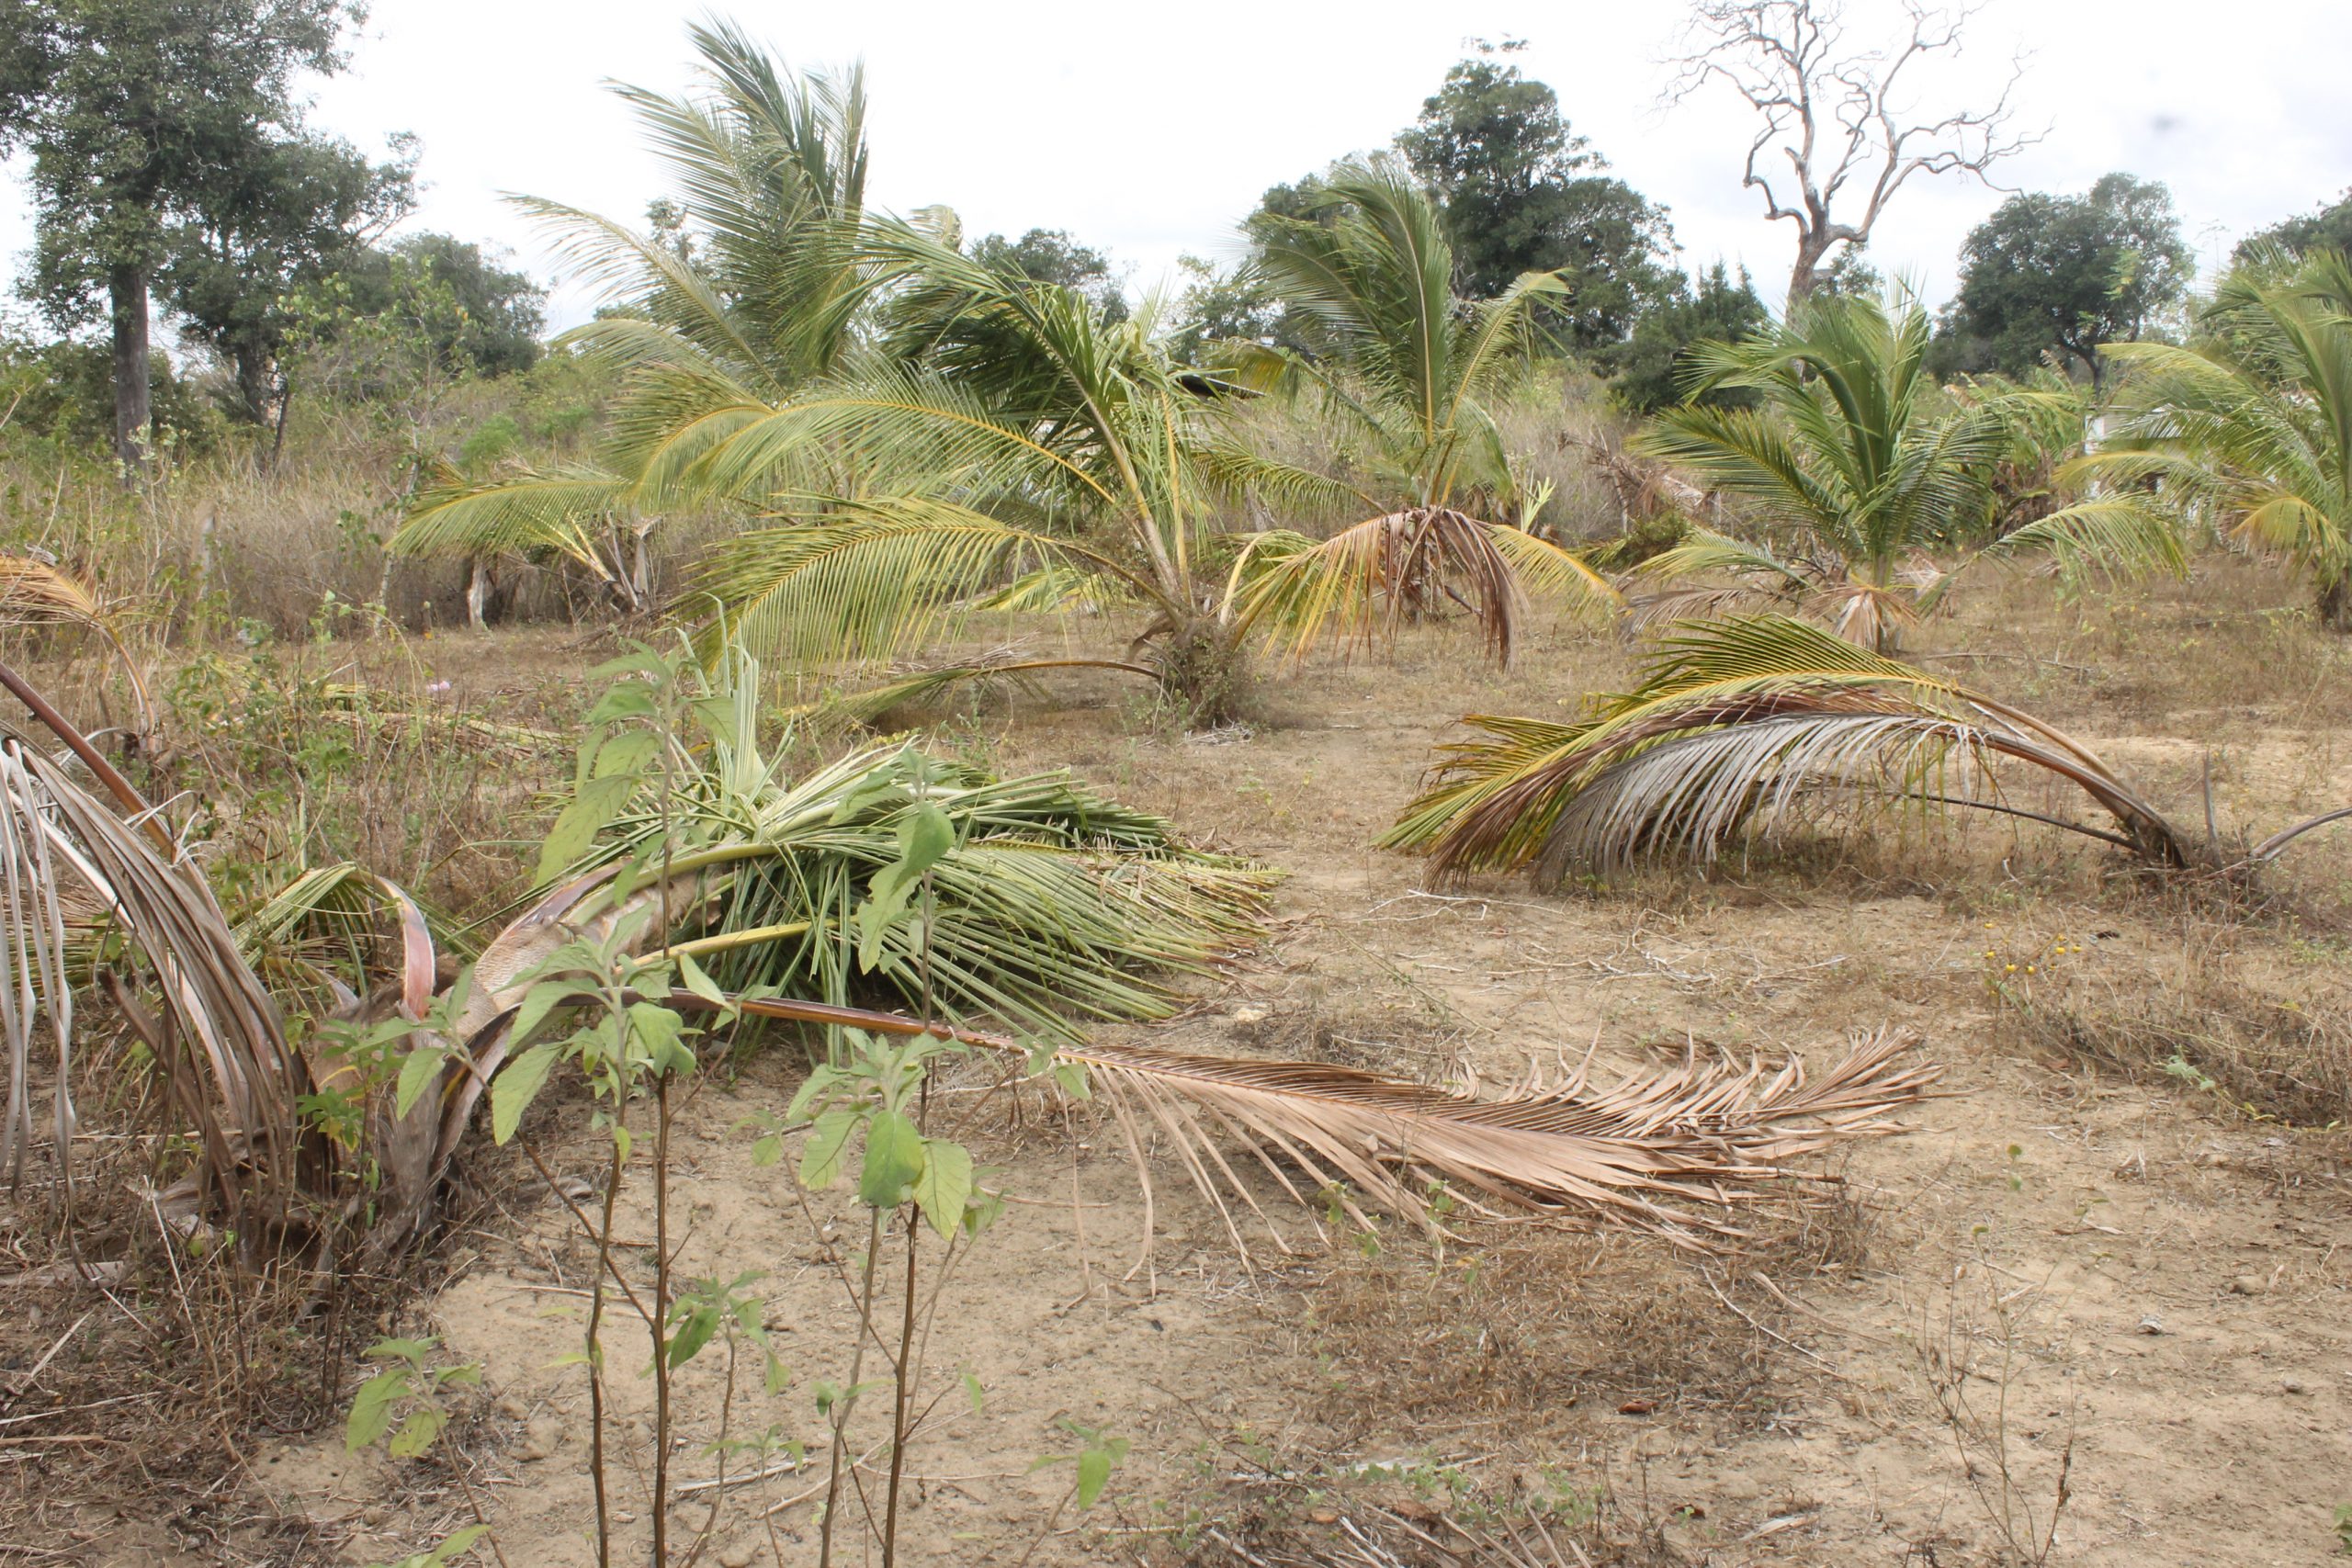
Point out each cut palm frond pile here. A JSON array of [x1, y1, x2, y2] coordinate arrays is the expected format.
[[1385, 615, 2352, 886], [1, 707, 320, 1237]]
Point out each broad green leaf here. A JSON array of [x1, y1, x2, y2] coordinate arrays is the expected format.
[[537, 773, 638, 883], [345, 1369, 407, 1451], [394, 1043, 445, 1119], [676, 951, 728, 1010], [1052, 1061, 1091, 1101], [367, 1337, 436, 1364], [584, 682, 657, 725], [858, 1109, 925, 1209], [799, 1109, 857, 1190], [1076, 1447, 1113, 1510], [668, 1306, 720, 1368], [389, 1406, 447, 1459], [507, 976, 580, 1055], [912, 1138, 973, 1240], [427, 1528, 489, 1566], [592, 729, 661, 781], [627, 1001, 689, 1066], [491, 1043, 562, 1145]]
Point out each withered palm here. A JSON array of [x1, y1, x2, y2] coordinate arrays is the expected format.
[[1385, 615, 2352, 886]]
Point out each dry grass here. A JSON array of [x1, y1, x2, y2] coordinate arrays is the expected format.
[[1302, 1197, 1871, 1434], [2001, 941, 2352, 1126]]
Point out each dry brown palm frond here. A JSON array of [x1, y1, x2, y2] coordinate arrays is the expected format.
[[1386, 616, 2197, 884], [0, 718, 318, 1234], [657, 993, 1939, 1254], [0, 554, 154, 737]]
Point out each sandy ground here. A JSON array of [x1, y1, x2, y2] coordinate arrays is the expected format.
[[13, 556, 2352, 1565]]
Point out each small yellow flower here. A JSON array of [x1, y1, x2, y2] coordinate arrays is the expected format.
[[2026, 964, 2037, 975], [2006, 964, 2017, 973]]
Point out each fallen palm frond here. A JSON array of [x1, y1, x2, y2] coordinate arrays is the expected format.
[[678, 995, 1939, 1249], [546, 639, 1276, 1037], [0, 705, 317, 1234], [0, 553, 155, 737], [1385, 615, 2349, 886]]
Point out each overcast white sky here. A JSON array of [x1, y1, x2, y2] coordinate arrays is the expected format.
[[8, 0, 2350, 333]]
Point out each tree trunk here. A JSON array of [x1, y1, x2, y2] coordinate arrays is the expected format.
[[107, 265, 153, 477], [1785, 233, 1836, 309], [2320, 572, 2352, 632]]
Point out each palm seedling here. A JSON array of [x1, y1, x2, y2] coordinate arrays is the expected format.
[[2083, 248, 2352, 628], [1629, 290, 2180, 649], [1385, 615, 2352, 886]]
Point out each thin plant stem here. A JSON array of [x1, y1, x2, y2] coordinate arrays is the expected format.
[[818, 1206, 886, 1568], [585, 1100, 627, 1568], [651, 1068, 675, 1566]]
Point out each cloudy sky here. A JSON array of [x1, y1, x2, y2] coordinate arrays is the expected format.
[[7, 0, 2349, 331]]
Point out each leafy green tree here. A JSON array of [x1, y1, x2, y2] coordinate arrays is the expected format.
[[1608, 261, 1770, 414], [0, 0, 370, 468], [330, 232, 548, 378], [2233, 188, 2352, 266], [164, 132, 415, 426], [968, 228, 1127, 323], [1935, 174, 2191, 386], [1396, 39, 1678, 345]]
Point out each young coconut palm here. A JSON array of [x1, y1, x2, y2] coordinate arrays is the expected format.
[[1630, 290, 2181, 649], [1209, 160, 1620, 660], [1385, 615, 2352, 886], [389, 21, 876, 606], [2083, 249, 2352, 628]]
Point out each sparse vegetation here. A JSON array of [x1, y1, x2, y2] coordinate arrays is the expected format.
[[2, 9, 2350, 1566]]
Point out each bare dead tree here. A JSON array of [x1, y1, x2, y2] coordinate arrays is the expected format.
[[1665, 0, 2040, 304]]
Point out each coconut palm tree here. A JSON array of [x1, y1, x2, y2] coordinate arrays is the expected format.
[[390, 20, 876, 605], [2084, 249, 2352, 628], [1206, 160, 1619, 660], [1629, 290, 2180, 649]]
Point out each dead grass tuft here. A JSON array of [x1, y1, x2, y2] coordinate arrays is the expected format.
[[2008, 963, 2352, 1126], [1301, 1209, 1866, 1430]]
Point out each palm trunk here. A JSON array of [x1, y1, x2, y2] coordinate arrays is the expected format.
[[108, 265, 153, 478], [2320, 572, 2352, 632]]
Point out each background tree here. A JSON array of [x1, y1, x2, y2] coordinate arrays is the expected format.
[[969, 228, 1128, 323], [2233, 188, 2352, 266], [164, 131, 416, 427], [1934, 173, 2190, 385], [1398, 39, 1679, 346], [0, 0, 372, 470], [1608, 261, 1770, 413], [1665, 0, 2036, 304], [330, 232, 548, 378]]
